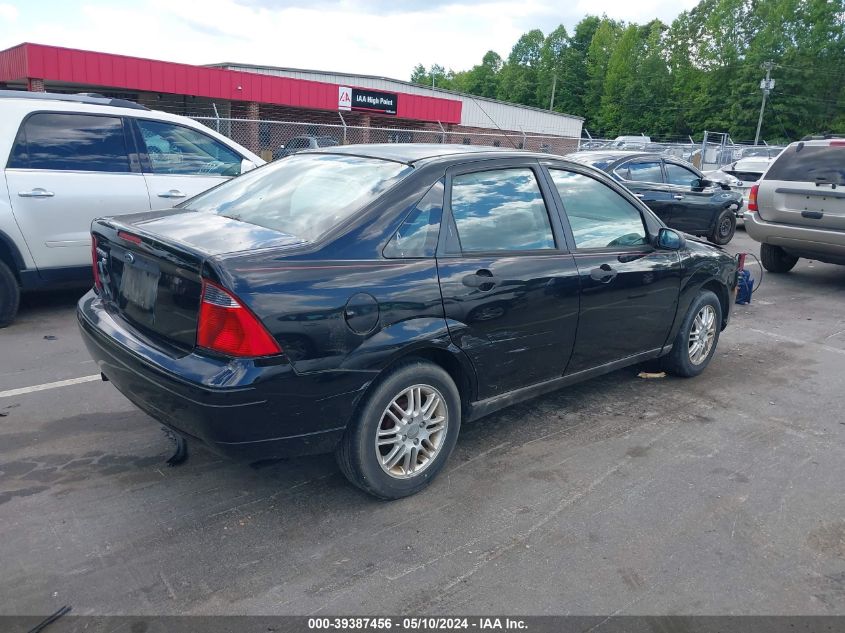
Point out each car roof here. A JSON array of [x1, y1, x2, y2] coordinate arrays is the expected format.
[[566, 150, 658, 165], [0, 89, 149, 111], [733, 156, 774, 168], [304, 143, 547, 165]]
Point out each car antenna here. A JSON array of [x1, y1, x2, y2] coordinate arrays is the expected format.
[[468, 95, 521, 150]]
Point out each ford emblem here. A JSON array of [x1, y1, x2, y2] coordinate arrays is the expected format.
[[124, 251, 135, 264]]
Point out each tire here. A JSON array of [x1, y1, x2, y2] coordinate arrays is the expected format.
[[709, 209, 736, 245], [0, 260, 20, 328], [336, 360, 461, 500], [662, 290, 722, 378], [760, 243, 798, 273]]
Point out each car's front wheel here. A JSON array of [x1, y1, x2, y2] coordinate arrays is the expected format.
[[0, 260, 20, 328], [760, 243, 798, 273], [709, 209, 736, 245], [336, 360, 461, 499], [662, 290, 722, 377]]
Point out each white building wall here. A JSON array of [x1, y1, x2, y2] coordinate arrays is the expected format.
[[212, 64, 583, 137]]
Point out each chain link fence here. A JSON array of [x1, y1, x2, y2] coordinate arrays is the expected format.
[[192, 115, 784, 173], [191, 115, 583, 162]]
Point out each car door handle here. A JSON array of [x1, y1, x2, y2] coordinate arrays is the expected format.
[[634, 193, 644, 198], [590, 264, 618, 284], [158, 189, 187, 199], [673, 194, 685, 200], [18, 188, 54, 198], [462, 269, 499, 291]]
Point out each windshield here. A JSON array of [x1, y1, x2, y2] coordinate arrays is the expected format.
[[183, 154, 412, 242], [316, 138, 339, 147], [765, 144, 845, 186]]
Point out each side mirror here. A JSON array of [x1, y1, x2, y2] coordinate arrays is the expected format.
[[691, 177, 712, 190], [656, 227, 685, 250], [240, 158, 257, 174]]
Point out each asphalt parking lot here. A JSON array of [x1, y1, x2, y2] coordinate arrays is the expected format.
[[1, 228, 844, 617]]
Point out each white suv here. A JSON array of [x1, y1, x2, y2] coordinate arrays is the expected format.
[[0, 90, 263, 327]]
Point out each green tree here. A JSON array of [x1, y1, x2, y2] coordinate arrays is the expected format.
[[537, 25, 569, 110], [598, 24, 641, 134], [556, 16, 602, 117], [497, 29, 545, 107], [584, 18, 622, 130], [465, 51, 503, 98]]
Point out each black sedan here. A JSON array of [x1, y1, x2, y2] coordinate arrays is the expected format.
[[567, 151, 743, 245], [78, 144, 738, 499]]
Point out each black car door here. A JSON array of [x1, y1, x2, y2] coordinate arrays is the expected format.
[[543, 164, 681, 374], [436, 160, 581, 399], [663, 161, 719, 234], [612, 159, 674, 224]]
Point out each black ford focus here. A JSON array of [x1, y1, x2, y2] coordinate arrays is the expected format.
[[78, 144, 738, 499]]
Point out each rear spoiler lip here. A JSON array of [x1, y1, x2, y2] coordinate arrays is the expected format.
[[91, 216, 212, 281]]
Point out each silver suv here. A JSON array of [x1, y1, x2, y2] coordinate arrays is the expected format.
[[745, 136, 845, 272], [0, 91, 263, 327]]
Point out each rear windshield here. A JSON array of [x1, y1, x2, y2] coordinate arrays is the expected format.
[[765, 144, 845, 186], [183, 154, 411, 242]]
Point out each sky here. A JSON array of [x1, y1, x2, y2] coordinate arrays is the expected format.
[[0, 0, 699, 80]]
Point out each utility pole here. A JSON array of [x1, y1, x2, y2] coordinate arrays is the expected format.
[[549, 74, 557, 111], [754, 61, 775, 146]]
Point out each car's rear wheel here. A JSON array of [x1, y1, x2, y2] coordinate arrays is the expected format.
[[662, 290, 722, 378], [709, 209, 736, 245], [0, 260, 20, 328], [336, 360, 461, 499], [760, 243, 798, 273]]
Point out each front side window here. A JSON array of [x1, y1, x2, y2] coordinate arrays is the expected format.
[[550, 169, 648, 249], [450, 168, 555, 252], [383, 181, 444, 258], [137, 120, 242, 176], [184, 153, 412, 243], [8, 113, 130, 172], [665, 163, 700, 187]]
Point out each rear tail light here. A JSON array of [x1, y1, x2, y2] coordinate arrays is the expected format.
[[747, 184, 759, 212], [196, 280, 282, 357], [91, 235, 102, 292]]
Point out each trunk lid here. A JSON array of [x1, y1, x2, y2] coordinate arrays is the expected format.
[[92, 210, 304, 353]]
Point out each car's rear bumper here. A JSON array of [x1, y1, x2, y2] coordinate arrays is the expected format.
[[77, 290, 365, 460], [745, 212, 845, 261]]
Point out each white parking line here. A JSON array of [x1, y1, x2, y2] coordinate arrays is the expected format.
[[0, 375, 102, 399]]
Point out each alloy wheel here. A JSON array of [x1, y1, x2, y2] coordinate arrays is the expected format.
[[688, 304, 717, 365], [375, 384, 448, 479]]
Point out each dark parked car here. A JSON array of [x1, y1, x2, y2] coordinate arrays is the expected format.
[[78, 144, 738, 499], [567, 151, 743, 245], [273, 135, 338, 159]]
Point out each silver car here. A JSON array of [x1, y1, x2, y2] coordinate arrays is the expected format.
[[745, 136, 845, 271]]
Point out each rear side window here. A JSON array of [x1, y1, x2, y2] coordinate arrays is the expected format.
[[8, 113, 131, 172], [136, 120, 242, 176], [765, 144, 845, 186], [184, 153, 412, 242], [619, 161, 663, 183], [449, 168, 555, 252], [550, 169, 648, 249], [383, 180, 444, 258]]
